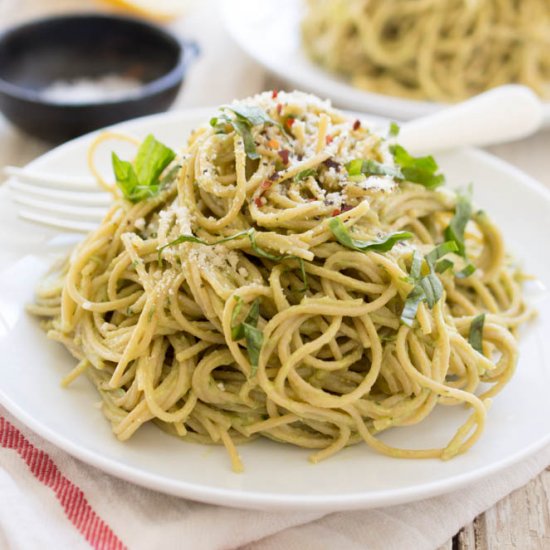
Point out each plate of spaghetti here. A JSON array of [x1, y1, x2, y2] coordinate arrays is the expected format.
[[0, 91, 549, 511], [222, 0, 550, 123]]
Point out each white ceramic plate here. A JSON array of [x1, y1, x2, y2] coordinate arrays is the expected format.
[[1, 109, 550, 512], [221, 0, 550, 126]]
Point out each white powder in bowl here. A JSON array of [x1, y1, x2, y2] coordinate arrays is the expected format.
[[40, 74, 143, 104]]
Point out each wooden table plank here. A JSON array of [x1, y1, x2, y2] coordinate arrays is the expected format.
[[441, 467, 550, 549]]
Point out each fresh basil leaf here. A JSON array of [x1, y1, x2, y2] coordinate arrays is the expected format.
[[248, 228, 288, 261], [244, 324, 263, 373], [345, 159, 403, 180], [210, 114, 232, 134], [134, 134, 176, 190], [401, 242, 456, 325], [435, 259, 454, 274], [231, 117, 259, 160], [425, 241, 459, 269], [456, 263, 476, 278], [157, 230, 251, 263], [212, 105, 278, 160], [226, 105, 276, 127], [230, 296, 245, 340], [401, 285, 425, 327], [409, 250, 423, 281], [329, 218, 413, 253], [247, 230, 309, 292], [112, 135, 176, 203], [390, 145, 445, 189], [389, 122, 400, 137], [244, 298, 260, 326], [112, 153, 141, 201], [419, 272, 443, 308], [468, 313, 485, 354], [444, 189, 473, 258], [294, 168, 317, 182], [298, 258, 309, 292], [230, 298, 264, 373]]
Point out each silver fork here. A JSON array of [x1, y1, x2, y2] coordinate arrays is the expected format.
[[4, 166, 111, 232]]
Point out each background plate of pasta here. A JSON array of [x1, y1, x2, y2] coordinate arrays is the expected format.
[[222, 0, 550, 124], [0, 91, 550, 511]]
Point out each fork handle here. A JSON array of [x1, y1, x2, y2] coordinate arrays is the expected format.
[[399, 85, 543, 155]]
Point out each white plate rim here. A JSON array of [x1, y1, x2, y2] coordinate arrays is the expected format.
[[0, 109, 549, 511]]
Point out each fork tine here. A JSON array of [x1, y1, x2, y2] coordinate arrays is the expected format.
[[8, 180, 112, 205], [12, 194, 107, 221], [4, 166, 100, 190], [18, 209, 99, 232]]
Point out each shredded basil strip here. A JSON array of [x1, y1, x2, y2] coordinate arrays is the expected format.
[[231, 298, 264, 373], [401, 242, 457, 325], [210, 105, 278, 160], [444, 188, 473, 257], [456, 263, 476, 279], [232, 117, 259, 159], [157, 230, 251, 263], [409, 250, 422, 281], [345, 143, 443, 189], [294, 168, 317, 182], [389, 122, 400, 137], [468, 313, 486, 354], [419, 273, 443, 309], [230, 296, 244, 338], [345, 159, 403, 180], [112, 134, 176, 203], [329, 217, 413, 253], [435, 258, 454, 274], [158, 228, 309, 292], [425, 241, 459, 268], [401, 285, 425, 328], [390, 144, 445, 189], [226, 105, 276, 127], [248, 230, 309, 292]]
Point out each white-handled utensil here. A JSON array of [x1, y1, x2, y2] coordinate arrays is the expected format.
[[399, 85, 543, 155]]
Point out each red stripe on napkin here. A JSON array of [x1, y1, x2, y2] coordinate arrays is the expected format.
[[0, 416, 126, 550]]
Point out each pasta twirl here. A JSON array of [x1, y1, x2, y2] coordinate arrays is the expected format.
[[302, 0, 550, 102], [30, 91, 533, 471]]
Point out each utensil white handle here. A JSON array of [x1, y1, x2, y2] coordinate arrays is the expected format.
[[399, 85, 543, 154]]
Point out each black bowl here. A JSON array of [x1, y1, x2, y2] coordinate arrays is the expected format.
[[0, 14, 198, 142]]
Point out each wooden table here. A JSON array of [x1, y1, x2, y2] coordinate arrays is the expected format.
[[1, 1, 549, 547]]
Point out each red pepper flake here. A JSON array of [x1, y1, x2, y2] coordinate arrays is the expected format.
[[272, 89, 279, 99], [254, 197, 264, 208], [285, 117, 295, 129], [342, 204, 353, 212], [266, 138, 280, 149], [326, 135, 334, 145], [278, 149, 290, 165], [353, 119, 361, 131], [332, 208, 341, 217], [261, 180, 272, 190], [276, 103, 283, 115]]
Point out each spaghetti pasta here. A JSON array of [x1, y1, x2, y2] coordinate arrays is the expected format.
[[30, 91, 533, 471], [302, 0, 550, 102]]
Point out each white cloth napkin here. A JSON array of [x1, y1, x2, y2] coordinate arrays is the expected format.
[[1, 405, 549, 550]]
